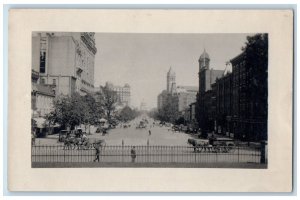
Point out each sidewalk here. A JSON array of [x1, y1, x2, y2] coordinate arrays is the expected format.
[[32, 162, 267, 168]]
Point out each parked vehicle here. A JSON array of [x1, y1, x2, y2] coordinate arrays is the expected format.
[[58, 130, 70, 142], [210, 137, 235, 147]]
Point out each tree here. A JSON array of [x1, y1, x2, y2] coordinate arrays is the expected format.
[[96, 86, 119, 123], [156, 94, 179, 123], [46, 93, 88, 130], [82, 93, 102, 133], [243, 33, 268, 140], [118, 106, 139, 122]]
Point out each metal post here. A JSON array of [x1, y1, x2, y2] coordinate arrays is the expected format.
[[147, 139, 149, 163], [260, 141, 266, 164], [122, 140, 124, 163], [237, 145, 239, 163]]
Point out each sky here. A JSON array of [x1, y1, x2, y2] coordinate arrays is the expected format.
[[94, 33, 249, 110]]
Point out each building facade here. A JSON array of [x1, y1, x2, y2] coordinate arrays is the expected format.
[[32, 32, 97, 96], [157, 69, 197, 115], [196, 48, 267, 141], [197, 49, 224, 131], [105, 82, 131, 106], [230, 53, 267, 141], [167, 67, 176, 94], [31, 70, 55, 117]]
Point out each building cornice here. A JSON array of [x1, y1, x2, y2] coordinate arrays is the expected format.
[[81, 32, 97, 55]]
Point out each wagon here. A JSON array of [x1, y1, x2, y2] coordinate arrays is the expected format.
[[187, 138, 235, 153], [58, 130, 70, 142]]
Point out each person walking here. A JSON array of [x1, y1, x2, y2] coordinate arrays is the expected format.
[[130, 146, 136, 163], [148, 129, 152, 136], [93, 146, 100, 162]]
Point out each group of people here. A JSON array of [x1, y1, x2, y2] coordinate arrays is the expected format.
[[93, 146, 137, 163]]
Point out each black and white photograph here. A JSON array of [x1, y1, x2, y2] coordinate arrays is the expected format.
[[8, 9, 293, 192], [31, 32, 268, 168]]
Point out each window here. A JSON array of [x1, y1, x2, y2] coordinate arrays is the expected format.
[[40, 52, 46, 73], [40, 37, 47, 73], [53, 79, 56, 85]]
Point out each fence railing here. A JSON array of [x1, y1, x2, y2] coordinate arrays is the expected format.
[[32, 144, 265, 164]]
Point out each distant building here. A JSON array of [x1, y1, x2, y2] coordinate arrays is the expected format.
[[167, 67, 176, 94], [140, 101, 147, 111], [157, 90, 168, 110], [175, 86, 198, 112], [32, 32, 97, 96], [105, 82, 131, 106], [157, 68, 197, 115]]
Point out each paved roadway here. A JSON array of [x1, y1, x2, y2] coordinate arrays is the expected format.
[[33, 116, 263, 165], [36, 117, 196, 146]]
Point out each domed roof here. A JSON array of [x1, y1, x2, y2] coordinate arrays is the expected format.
[[199, 49, 210, 60]]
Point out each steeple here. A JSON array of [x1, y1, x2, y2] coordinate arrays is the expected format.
[[199, 49, 210, 69], [167, 66, 176, 93], [167, 66, 175, 76]]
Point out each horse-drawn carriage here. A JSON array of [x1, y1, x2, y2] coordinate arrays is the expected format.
[[187, 137, 235, 153], [58, 129, 106, 150]]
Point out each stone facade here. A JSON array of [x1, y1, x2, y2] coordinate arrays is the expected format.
[[32, 32, 97, 96], [105, 82, 131, 106]]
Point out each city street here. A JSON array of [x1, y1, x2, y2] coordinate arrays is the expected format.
[[32, 116, 263, 166], [36, 117, 196, 146]]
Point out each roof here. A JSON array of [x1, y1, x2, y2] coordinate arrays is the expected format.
[[36, 84, 55, 97], [180, 86, 198, 92], [230, 52, 245, 65], [167, 67, 176, 76], [199, 49, 210, 60]]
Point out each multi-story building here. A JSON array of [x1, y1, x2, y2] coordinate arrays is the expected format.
[[230, 53, 267, 141], [31, 69, 55, 117], [214, 72, 233, 136], [105, 82, 131, 106], [196, 48, 267, 141], [157, 68, 198, 114], [157, 90, 168, 110], [174, 86, 198, 112], [197, 49, 224, 131], [167, 67, 176, 94], [32, 32, 97, 96]]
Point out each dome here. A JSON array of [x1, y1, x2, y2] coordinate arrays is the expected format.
[[199, 49, 210, 60]]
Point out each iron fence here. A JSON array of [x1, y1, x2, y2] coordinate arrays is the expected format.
[[32, 144, 265, 164]]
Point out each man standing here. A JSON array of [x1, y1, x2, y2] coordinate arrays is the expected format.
[[131, 146, 136, 163], [93, 146, 100, 162]]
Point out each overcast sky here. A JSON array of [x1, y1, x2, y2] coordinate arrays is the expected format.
[[94, 33, 249, 109]]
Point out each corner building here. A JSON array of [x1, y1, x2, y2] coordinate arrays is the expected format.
[[32, 32, 97, 96]]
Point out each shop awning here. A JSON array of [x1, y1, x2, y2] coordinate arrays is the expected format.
[[33, 117, 46, 128]]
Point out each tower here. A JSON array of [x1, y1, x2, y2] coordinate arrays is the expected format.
[[167, 67, 176, 93], [198, 49, 210, 70], [198, 49, 210, 95]]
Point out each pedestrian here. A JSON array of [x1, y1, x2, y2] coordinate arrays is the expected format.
[[31, 130, 36, 146], [130, 146, 136, 163], [93, 146, 100, 162], [148, 130, 151, 136]]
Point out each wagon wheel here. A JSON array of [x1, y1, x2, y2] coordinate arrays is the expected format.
[[227, 145, 235, 153], [212, 146, 220, 153]]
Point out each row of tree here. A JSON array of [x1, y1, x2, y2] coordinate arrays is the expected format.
[[148, 94, 180, 124], [45, 85, 140, 132]]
